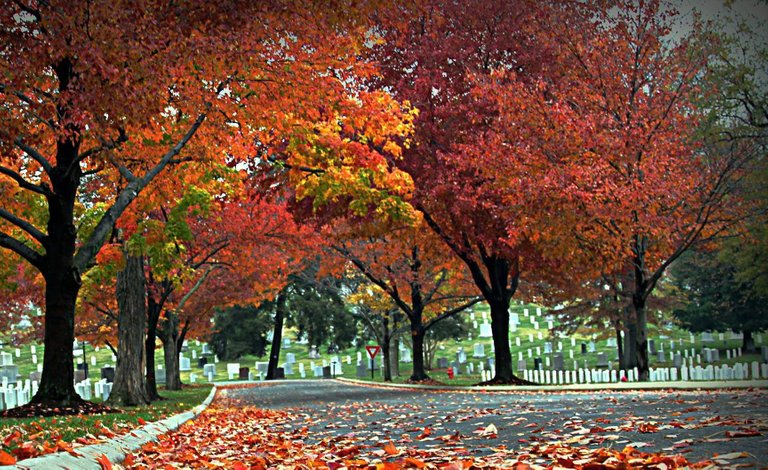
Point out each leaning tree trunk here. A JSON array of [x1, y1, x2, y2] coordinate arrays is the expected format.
[[266, 294, 286, 380], [107, 254, 150, 406], [160, 312, 181, 391], [145, 297, 162, 400]]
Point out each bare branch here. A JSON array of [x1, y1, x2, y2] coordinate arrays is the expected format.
[[0, 164, 51, 196], [0, 207, 46, 243]]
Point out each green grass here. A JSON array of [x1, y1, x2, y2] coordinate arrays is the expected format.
[[0, 385, 212, 456]]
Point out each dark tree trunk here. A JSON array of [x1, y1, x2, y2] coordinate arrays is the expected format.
[[634, 297, 649, 381], [35, 265, 82, 404], [33, 97, 83, 405], [107, 254, 150, 406], [160, 312, 181, 391], [489, 299, 515, 382], [390, 339, 400, 377], [145, 297, 162, 400], [614, 318, 624, 371], [266, 294, 286, 380], [409, 304, 429, 381], [742, 330, 756, 353], [381, 314, 392, 382], [622, 305, 638, 370]]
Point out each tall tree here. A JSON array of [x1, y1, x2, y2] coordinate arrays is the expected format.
[[372, 0, 572, 383]]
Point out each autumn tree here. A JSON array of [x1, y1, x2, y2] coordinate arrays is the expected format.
[[333, 220, 480, 382], [535, 0, 762, 380], [0, 1, 414, 409], [371, 0, 578, 383]]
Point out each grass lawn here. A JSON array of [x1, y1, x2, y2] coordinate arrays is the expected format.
[[0, 385, 212, 461]]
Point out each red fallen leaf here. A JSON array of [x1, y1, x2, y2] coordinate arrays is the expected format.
[[97, 453, 112, 470], [404, 457, 427, 468], [638, 423, 659, 433], [0, 450, 17, 465], [3, 430, 21, 446], [725, 430, 761, 438], [232, 462, 248, 470], [123, 454, 136, 466], [384, 441, 399, 455], [137, 417, 147, 425], [416, 427, 432, 439], [336, 445, 361, 457]]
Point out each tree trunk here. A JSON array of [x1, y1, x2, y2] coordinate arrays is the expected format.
[[489, 299, 516, 382], [622, 306, 638, 370], [742, 330, 755, 353], [145, 297, 162, 400], [160, 312, 181, 391], [381, 314, 392, 382], [409, 307, 429, 381], [34, 265, 82, 404], [614, 318, 624, 371], [390, 340, 400, 378], [266, 294, 286, 380], [107, 254, 150, 406], [634, 298, 649, 381]]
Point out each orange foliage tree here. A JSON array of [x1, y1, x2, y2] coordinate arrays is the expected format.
[[332, 219, 480, 381], [0, 1, 414, 408]]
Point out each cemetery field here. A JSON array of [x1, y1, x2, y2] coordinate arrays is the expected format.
[[0, 385, 212, 459], [1, 303, 765, 390]]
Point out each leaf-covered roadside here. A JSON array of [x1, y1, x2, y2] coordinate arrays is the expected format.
[[124, 401, 725, 469], [0, 386, 212, 464]]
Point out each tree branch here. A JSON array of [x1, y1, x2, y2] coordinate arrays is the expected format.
[[0, 207, 46, 243], [0, 231, 44, 269], [0, 164, 51, 196], [13, 137, 54, 176]]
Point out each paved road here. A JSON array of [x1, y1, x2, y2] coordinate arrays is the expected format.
[[220, 380, 768, 467]]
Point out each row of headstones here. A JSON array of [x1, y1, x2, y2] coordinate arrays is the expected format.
[[0, 377, 36, 411], [518, 361, 768, 385]]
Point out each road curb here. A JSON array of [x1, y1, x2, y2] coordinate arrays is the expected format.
[[1, 386, 217, 470], [335, 377, 768, 392]]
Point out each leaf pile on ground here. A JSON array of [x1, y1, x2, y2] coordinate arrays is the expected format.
[[0, 386, 212, 464], [124, 399, 713, 469]]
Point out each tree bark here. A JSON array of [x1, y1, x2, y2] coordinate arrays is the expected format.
[[742, 330, 755, 353], [614, 318, 624, 371], [390, 339, 400, 378], [409, 307, 430, 381], [622, 306, 638, 370], [35, 263, 81, 404], [634, 298, 649, 381], [488, 299, 515, 382], [33, 102, 83, 404], [381, 313, 392, 382], [160, 312, 181, 391], [107, 254, 150, 406], [266, 294, 286, 380], [145, 297, 162, 400]]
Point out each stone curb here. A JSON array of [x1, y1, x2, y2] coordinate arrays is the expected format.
[[0, 386, 217, 470], [335, 377, 768, 392]]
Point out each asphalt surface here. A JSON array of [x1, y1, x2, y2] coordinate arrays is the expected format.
[[220, 380, 768, 467]]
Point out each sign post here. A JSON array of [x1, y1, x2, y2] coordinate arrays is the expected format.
[[365, 345, 381, 380]]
